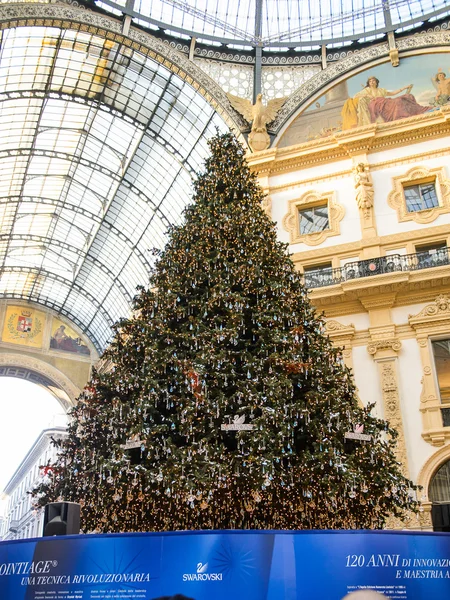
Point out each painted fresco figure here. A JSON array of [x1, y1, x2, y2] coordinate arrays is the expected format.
[[342, 76, 429, 129], [50, 324, 90, 354], [432, 69, 450, 106]]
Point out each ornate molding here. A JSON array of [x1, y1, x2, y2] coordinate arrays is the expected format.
[[367, 339, 402, 355], [409, 294, 450, 329], [408, 297, 450, 446], [282, 190, 344, 246], [378, 361, 409, 476], [0, 352, 80, 407], [250, 107, 450, 176], [388, 166, 450, 225], [384, 504, 433, 531], [325, 319, 355, 335]]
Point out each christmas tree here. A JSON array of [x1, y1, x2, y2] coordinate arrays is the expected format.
[[34, 133, 417, 532]]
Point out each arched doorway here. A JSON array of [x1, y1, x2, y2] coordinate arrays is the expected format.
[[0, 377, 69, 540], [429, 460, 450, 531]]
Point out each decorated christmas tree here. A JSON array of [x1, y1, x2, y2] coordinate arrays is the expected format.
[[34, 133, 417, 532]]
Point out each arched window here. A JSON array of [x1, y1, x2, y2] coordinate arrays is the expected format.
[[429, 460, 450, 531]]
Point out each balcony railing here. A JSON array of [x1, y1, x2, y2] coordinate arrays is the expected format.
[[303, 247, 450, 289]]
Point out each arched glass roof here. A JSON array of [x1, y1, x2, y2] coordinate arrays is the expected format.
[[97, 0, 450, 47], [0, 24, 228, 351], [1, 1, 449, 354]]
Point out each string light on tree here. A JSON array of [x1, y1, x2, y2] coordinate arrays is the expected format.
[[32, 133, 418, 532]]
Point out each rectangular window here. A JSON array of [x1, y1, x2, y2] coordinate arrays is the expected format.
[[299, 204, 329, 235], [404, 182, 439, 212], [432, 339, 450, 405]]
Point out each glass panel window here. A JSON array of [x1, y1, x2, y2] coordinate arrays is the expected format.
[[299, 204, 329, 235], [432, 339, 450, 404], [404, 182, 439, 212], [429, 460, 450, 503]]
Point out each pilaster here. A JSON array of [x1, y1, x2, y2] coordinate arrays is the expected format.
[[367, 335, 409, 478]]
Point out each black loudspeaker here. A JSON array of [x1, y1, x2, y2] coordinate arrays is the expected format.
[[43, 502, 81, 536]]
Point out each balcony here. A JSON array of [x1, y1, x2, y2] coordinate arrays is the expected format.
[[302, 247, 450, 289]]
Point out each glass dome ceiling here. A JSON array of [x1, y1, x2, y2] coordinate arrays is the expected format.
[[0, 23, 228, 352], [0, 1, 449, 354], [98, 0, 450, 47]]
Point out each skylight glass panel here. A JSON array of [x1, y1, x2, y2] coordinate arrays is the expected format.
[[100, 285, 131, 320], [0, 99, 42, 152], [40, 99, 90, 131], [87, 311, 114, 349], [62, 290, 100, 327], [263, 0, 384, 43], [119, 253, 152, 294], [35, 128, 83, 155], [132, 0, 256, 41], [51, 218, 91, 251], [390, 0, 449, 25], [63, 180, 105, 215], [0, 27, 58, 94], [95, 0, 124, 16], [23, 175, 66, 201], [13, 212, 53, 238], [49, 32, 116, 99], [0, 270, 38, 296], [77, 266, 115, 302]]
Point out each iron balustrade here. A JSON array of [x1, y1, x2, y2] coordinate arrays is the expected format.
[[302, 247, 450, 289]]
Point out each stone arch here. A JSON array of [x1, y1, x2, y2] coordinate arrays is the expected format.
[[417, 444, 450, 501], [0, 353, 80, 411]]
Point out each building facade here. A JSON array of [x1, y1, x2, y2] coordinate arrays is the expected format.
[[1, 426, 67, 540], [1, 1, 450, 532], [250, 85, 450, 531]]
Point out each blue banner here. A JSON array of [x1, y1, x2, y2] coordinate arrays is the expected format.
[[1, 530, 450, 600]]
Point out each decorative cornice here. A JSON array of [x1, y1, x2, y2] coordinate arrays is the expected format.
[[249, 108, 450, 174], [367, 339, 402, 355], [409, 294, 450, 328], [267, 144, 450, 196], [325, 319, 355, 336]]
